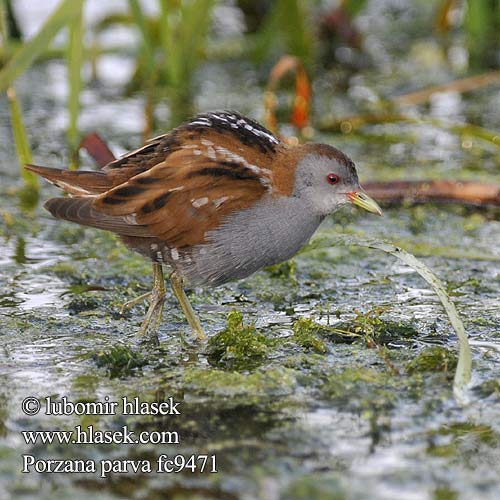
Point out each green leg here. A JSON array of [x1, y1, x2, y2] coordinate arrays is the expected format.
[[170, 272, 206, 340], [138, 263, 166, 337]]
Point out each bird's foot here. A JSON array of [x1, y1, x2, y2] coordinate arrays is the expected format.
[[170, 272, 206, 341], [138, 288, 165, 338], [137, 263, 166, 340], [120, 291, 152, 315]]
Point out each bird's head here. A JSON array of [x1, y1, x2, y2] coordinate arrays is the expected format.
[[292, 143, 382, 217]]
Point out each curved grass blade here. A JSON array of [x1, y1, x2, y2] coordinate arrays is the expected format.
[[305, 233, 472, 402]]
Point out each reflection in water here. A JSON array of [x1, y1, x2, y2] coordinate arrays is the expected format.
[[1, 236, 68, 312]]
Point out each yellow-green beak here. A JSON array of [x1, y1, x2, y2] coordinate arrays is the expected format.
[[347, 190, 383, 216]]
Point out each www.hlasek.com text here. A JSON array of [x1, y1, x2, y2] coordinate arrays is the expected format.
[[22, 424, 180, 446]]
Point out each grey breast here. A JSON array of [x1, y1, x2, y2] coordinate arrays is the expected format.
[[177, 196, 324, 287]]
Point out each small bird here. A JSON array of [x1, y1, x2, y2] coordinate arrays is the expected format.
[[26, 111, 382, 339]]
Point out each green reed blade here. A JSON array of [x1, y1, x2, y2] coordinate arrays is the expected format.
[[0, 0, 83, 91], [178, 0, 215, 74], [7, 87, 36, 186], [318, 114, 500, 149], [252, 0, 312, 64], [128, 0, 156, 82], [1, 0, 37, 206], [159, 0, 215, 87], [66, 1, 84, 163], [0, 0, 9, 56]]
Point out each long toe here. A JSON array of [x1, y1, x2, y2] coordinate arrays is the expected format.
[[138, 291, 165, 338], [120, 291, 152, 314]]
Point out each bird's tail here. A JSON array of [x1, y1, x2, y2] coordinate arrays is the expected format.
[[25, 164, 112, 195], [43, 196, 150, 237], [26, 164, 150, 237]]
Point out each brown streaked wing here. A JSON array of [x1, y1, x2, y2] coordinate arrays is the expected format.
[[101, 110, 284, 182], [92, 147, 271, 247], [102, 134, 172, 172]]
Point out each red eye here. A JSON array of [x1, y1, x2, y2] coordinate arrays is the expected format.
[[327, 173, 340, 185]]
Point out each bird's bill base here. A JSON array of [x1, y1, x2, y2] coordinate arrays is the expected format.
[[347, 191, 383, 216]]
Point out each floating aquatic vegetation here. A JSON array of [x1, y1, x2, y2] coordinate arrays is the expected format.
[[406, 346, 458, 377], [291, 317, 328, 354], [93, 343, 148, 378], [207, 310, 276, 371]]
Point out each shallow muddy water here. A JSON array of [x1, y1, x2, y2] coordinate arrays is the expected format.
[[1, 1, 499, 499]]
